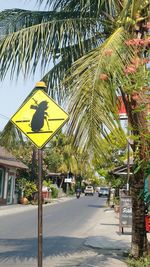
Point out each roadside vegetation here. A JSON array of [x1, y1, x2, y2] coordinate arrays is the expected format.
[[127, 256, 150, 267]]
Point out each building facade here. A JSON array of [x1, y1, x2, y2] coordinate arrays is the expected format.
[[0, 146, 28, 205]]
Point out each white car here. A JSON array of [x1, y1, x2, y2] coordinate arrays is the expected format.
[[84, 186, 94, 196]]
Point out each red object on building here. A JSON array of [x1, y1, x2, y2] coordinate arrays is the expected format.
[[145, 215, 150, 232], [117, 96, 127, 115]]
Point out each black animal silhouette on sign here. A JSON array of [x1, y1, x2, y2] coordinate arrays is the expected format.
[[30, 98, 49, 132]]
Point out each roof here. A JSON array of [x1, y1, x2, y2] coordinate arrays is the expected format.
[[110, 164, 133, 176], [110, 157, 134, 176], [0, 146, 28, 169]]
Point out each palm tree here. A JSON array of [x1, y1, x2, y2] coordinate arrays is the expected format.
[[0, 0, 149, 257], [66, 3, 150, 258], [66, 2, 150, 258]]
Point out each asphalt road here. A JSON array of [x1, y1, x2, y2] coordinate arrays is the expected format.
[[0, 194, 107, 266]]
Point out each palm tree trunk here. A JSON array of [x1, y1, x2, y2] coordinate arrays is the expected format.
[[128, 102, 150, 257], [131, 169, 148, 257]]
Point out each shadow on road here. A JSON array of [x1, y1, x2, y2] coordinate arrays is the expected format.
[[0, 236, 84, 261], [88, 204, 104, 208], [56, 251, 127, 267], [0, 235, 128, 266]]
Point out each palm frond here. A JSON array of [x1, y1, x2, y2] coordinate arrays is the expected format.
[[36, 0, 52, 8], [0, 8, 82, 38], [0, 121, 25, 150], [117, 0, 150, 25], [0, 15, 106, 79], [41, 35, 101, 103], [39, 0, 122, 17], [65, 27, 134, 154]]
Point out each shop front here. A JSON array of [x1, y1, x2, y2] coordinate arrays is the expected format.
[[0, 146, 28, 205]]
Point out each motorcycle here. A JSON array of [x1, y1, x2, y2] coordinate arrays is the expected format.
[[76, 191, 81, 199]]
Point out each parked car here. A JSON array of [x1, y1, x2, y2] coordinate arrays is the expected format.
[[84, 185, 94, 196], [98, 187, 109, 197]]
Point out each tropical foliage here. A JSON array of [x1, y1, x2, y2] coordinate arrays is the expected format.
[[16, 177, 37, 199], [43, 180, 59, 198], [94, 130, 127, 168], [7, 132, 96, 186]]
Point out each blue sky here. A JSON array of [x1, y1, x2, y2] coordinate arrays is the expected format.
[[0, 0, 48, 131]]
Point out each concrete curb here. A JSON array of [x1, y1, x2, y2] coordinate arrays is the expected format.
[[0, 196, 75, 216]]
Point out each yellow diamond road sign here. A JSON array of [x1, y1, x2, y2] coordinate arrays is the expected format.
[[11, 90, 69, 148]]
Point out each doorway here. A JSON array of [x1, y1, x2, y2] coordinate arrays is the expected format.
[[7, 175, 14, 204]]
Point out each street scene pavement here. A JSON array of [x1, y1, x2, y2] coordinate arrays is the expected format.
[[0, 195, 139, 267]]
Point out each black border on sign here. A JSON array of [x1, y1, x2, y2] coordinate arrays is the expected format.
[[10, 89, 69, 149]]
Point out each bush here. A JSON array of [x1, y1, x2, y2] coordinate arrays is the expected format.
[[16, 177, 37, 200], [127, 256, 150, 267], [43, 179, 52, 187], [50, 186, 58, 198], [69, 188, 75, 195]]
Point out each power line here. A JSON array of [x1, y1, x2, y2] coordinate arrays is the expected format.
[[0, 113, 9, 120]]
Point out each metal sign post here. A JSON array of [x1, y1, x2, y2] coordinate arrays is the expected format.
[[10, 81, 69, 267], [38, 149, 43, 267]]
